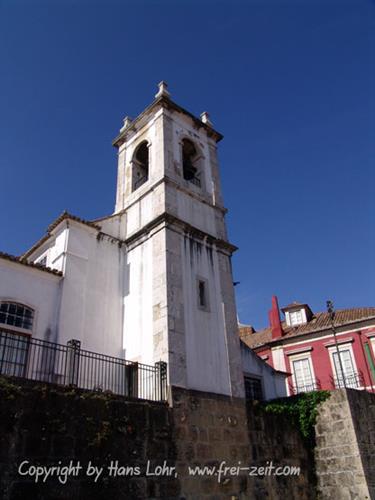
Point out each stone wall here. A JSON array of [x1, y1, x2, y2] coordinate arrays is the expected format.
[[1, 377, 375, 499], [315, 389, 375, 499], [172, 387, 314, 499], [171, 387, 251, 499], [246, 401, 315, 499], [0, 378, 178, 500], [0, 379, 314, 500]]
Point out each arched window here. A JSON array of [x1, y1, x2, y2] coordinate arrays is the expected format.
[[132, 141, 149, 191], [0, 301, 33, 377], [182, 139, 201, 187], [0, 302, 34, 331]]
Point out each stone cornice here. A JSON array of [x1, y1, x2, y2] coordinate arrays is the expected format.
[[124, 212, 237, 255], [112, 96, 223, 148], [107, 175, 228, 220]]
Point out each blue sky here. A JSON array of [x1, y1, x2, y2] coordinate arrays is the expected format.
[[0, 0, 374, 328]]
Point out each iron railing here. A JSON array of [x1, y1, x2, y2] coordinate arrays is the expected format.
[[0, 330, 167, 402], [290, 379, 321, 395], [332, 372, 363, 390]]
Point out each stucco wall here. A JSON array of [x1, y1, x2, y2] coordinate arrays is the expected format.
[[57, 224, 124, 357], [123, 237, 154, 364], [0, 260, 61, 342]]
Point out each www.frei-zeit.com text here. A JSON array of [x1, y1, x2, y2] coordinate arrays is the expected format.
[[18, 460, 301, 484]]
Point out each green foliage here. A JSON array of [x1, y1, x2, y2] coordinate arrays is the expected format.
[[261, 391, 330, 443]]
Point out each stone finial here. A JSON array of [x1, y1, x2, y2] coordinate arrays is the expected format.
[[155, 81, 170, 99], [200, 111, 213, 127], [120, 116, 133, 133]]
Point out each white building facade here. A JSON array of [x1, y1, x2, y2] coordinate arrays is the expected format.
[[0, 83, 286, 400]]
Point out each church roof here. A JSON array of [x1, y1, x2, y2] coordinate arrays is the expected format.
[[240, 307, 375, 350], [0, 251, 63, 277]]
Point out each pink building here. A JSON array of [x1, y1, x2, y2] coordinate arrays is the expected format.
[[240, 297, 375, 396]]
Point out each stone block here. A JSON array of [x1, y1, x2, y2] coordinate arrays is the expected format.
[[208, 428, 222, 442]]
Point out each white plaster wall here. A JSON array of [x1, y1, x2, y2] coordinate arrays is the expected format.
[[56, 224, 124, 358], [102, 184, 165, 241], [241, 342, 287, 400], [123, 238, 153, 364], [98, 213, 127, 241], [181, 238, 231, 395], [0, 260, 61, 342], [176, 191, 217, 236], [50, 230, 68, 272], [30, 227, 69, 274], [126, 194, 153, 236]]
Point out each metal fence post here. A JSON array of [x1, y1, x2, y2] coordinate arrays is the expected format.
[[155, 361, 167, 400], [66, 339, 81, 387]]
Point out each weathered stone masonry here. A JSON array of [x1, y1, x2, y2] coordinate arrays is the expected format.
[[171, 387, 314, 500], [0, 379, 313, 500], [0, 378, 374, 499], [315, 389, 375, 499]]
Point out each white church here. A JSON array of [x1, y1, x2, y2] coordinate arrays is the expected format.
[[0, 83, 286, 401]]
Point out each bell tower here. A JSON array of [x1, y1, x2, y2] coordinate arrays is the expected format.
[[112, 82, 244, 397]]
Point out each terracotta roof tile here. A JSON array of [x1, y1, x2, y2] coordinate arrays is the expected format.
[[240, 325, 273, 349], [240, 307, 375, 350], [47, 211, 101, 233]]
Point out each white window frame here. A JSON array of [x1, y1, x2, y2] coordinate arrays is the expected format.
[[289, 352, 316, 393], [0, 300, 36, 335], [0, 300, 35, 378], [327, 343, 359, 389], [289, 310, 303, 326]]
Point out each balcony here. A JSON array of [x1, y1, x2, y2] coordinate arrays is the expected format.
[[331, 372, 363, 390], [290, 379, 321, 395]]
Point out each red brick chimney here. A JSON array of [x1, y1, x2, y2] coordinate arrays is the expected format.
[[269, 295, 283, 339]]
